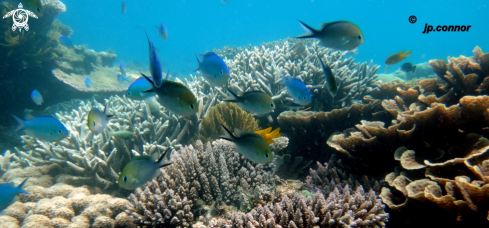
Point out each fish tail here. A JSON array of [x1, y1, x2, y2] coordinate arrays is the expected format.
[[220, 124, 235, 142], [157, 148, 173, 168], [16, 178, 29, 194], [11, 115, 26, 132], [412, 65, 417, 73], [223, 88, 238, 102], [269, 127, 281, 139], [154, 25, 160, 35], [280, 73, 288, 85], [404, 50, 411, 57], [164, 70, 170, 80], [296, 21, 319, 39], [194, 53, 201, 71]]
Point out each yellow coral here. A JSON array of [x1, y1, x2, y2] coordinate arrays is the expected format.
[[199, 102, 259, 142]]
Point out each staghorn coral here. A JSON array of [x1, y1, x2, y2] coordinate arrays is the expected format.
[[198, 102, 259, 143], [10, 95, 187, 189], [125, 139, 276, 227]]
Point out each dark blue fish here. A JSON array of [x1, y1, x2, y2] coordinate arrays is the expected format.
[[118, 74, 130, 83], [400, 62, 417, 73], [58, 35, 74, 48], [155, 23, 168, 41], [0, 178, 29, 214], [119, 61, 127, 77], [122, 1, 126, 15], [84, 77, 92, 88], [12, 115, 69, 142], [145, 31, 163, 88], [195, 52, 230, 87]]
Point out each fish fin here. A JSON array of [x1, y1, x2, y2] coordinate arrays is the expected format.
[[404, 50, 412, 57], [223, 88, 238, 102], [11, 115, 26, 132], [280, 73, 288, 85], [220, 124, 235, 141], [24, 114, 35, 122], [156, 148, 172, 168], [411, 65, 417, 73], [296, 21, 318, 38], [164, 70, 170, 80], [340, 37, 351, 46], [154, 25, 160, 35], [142, 89, 155, 93], [269, 127, 281, 139], [234, 128, 244, 137], [16, 178, 29, 194], [141, 73, 156, 88], [255, 127, 272, 136]]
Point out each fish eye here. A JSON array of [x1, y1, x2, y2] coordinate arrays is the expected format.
[[58, 130, 62, 133], [265, 153, 269, 158], [37, 8, 40, 12], [270, 103, 274, 107], [304, 96, 307, 100], [123, 176, 128, 182], [127, 92, 131, 95], [190, 103, 195, 109], [49, 132, 53, 135], [92, 121, 96, 127], [357, 36, 361, 40], [219, 70, 223, 75]]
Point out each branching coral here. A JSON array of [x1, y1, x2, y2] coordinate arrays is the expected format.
[[11, 96, 187, 189], [125, 139, 276, 227]]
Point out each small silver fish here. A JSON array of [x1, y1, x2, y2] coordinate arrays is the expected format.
[[31, 89, 43, 105], [87, 105, 114, 135]]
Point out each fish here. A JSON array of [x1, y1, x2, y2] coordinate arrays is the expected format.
[[0, 178, 29, 214], [297, 20, 363, 51], [58, 35, 74, 48], [195, 52, 230, 87], [20, 0, 43, 16], [400, 62, 417, 73], [117, 74, 130, 83], [316, 52, 337, 97], [108, 131, 137, 140], [141, 73, 198, 117], [224, 89, 275, 115], [12, 115, 69, 142], [117, 149, 172, 190], [84, 77, 92, 88], [87, 105, 114, 135], [145, 32, 163, 87], [291, 41, 306, 56], [121, 0, 126, 15], [126, 77, 156, 100], [281, 74, 311, 106], [220, 125, 273, 164], [30, 89, 43, 105], [385, 50, 411, 65], [155, 23, 168, 41], [119, 61, 126, 77], [254, 127, 281, 145]]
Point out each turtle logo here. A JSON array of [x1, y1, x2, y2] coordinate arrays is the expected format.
[[2, 3, 38, 32]]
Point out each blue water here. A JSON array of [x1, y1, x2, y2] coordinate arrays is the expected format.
[[58, 0, 487, 75]]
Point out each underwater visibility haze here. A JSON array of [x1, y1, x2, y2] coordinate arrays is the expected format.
[[0, 0, 488, 227]]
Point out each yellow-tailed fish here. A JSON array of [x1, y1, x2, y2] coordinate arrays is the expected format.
[[0, 178, 29, 214], [316, 51, 337, 97], [87, 104, 114, 135], [141, 73, 198, 117], [385, 50, 411, 65], [254, 127, 281, 145], [224, 88, 274, 115], [20, 0, 43, 16], [108, 131, 136, 140], [220, 125, 273, 164], [117, 149, 172, 190], [297, 20, 363, 51]]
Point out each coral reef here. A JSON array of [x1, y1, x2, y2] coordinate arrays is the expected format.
[[198, 102, 259, 143], [126, 139, 276, 227], [0, 165, 135, 227], [8, 96, 188, 189]]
